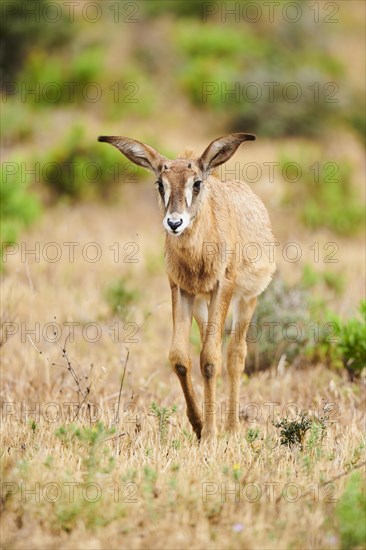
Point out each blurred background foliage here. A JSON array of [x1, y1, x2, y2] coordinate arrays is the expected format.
[[1, 0, 365, 374], [2, 0, 364, 204]]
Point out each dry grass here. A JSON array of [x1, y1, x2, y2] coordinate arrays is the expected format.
[[2, 3, 365, 546], [1, 156, 365, 548]]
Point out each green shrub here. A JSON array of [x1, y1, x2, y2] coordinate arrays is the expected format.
[[69, 47, 103, 86], [1, 100, 34, 145], [246, 274, 310, 372], [175, 22, 263, 58], [141, 0, 207, 18], [301, 264, 345, 296], [55, 422, 116, 476], [15, 41, 156, 119], [274, 406, 329, 451], [18, 46, 103, 108], [105, 66, 157, 120], [38, 127, 146, 199], [54, 423, 122, 530], [150, 401, 176, 445], [1, 157, 41, 260], [273, 412, 312, 450], [338, 301, 366, 379], [244, 271, 363, 377], [309, 301, 366, 380], [281, 153, 364, 236], [0, 0, 72, 82], [347, 94, 366, 144], [105, 277, 139, 320], [172, 20, 346, 138], [245, 427, 260, 444], [336, 472, 366, 550]]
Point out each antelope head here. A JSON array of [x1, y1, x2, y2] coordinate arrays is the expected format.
[[98, 133, 255, 236]]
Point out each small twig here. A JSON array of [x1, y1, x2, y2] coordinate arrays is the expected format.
[[57, 337, 82, 396], [113, 349, 129, 425], [72, 384, 93, 422], [27, 335, 43, 355], [29, 325, 97, 425], [96, 433, 126, 448]]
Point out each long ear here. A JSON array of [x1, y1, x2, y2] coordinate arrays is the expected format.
[[98, 136, 167, 175], [198, 133, 256, 175]]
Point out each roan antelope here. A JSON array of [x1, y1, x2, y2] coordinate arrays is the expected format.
[[98, 133, 276, 440]]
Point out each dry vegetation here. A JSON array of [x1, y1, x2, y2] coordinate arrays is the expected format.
[[1, 1, 366, 549], [1, 169, 365, 549]]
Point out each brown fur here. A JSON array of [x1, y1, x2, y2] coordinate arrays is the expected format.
[[98, 133, 276, 440]]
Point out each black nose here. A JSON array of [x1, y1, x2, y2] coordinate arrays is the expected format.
[[167, 218, 183, 231]]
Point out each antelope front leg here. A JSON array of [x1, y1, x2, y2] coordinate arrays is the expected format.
[[201, 280, 233, 440], [169, 281, 203, 439]]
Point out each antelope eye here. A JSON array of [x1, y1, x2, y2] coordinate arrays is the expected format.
[[193, 180, 201, 193], [156, 180, 164, 194]]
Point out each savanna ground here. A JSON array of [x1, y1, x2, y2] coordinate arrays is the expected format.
[[1, 2, 366, 549]]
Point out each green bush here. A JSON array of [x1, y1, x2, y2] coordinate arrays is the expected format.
[[141, 0, 207, 18], [105, 277, 139, 320], [38, 127, 146, 199], [273, 412, 312, 450], [281, 153, 364, 236], [55, 422, 116, 475], [150, 402, 176, 445], [274, 405, 329, 451], [1, 100, 34, 145], [18, 46, 103, 108], [246, 274, 310, 372], [1, 157, 41, 260], [0, 0, 72, 82], [309, 301, 366, 380], [175, 22, 263, 58], [245, 274, 364, 376], [172, 20, 346, 138], [104, 66, 157, 120], [347, 94, 366, 144], [54, 422, 120, 530], [336, 472, 366, 550], [338, 301, 366, 379], [301, 264, 345, 296]]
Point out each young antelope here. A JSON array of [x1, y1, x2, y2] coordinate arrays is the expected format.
[[98, 133, 276, 440]]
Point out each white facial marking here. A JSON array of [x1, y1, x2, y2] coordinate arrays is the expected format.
[[185, 176, 195, 207], [185, 187, 192, 208], [164, 188, 170, 207]]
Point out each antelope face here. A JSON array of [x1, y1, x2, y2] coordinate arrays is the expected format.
[[156, 159, 203, 236], [98, 133, 255, 236]]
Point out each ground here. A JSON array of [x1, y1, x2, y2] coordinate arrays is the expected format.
[[1, 136, 365, 547]]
